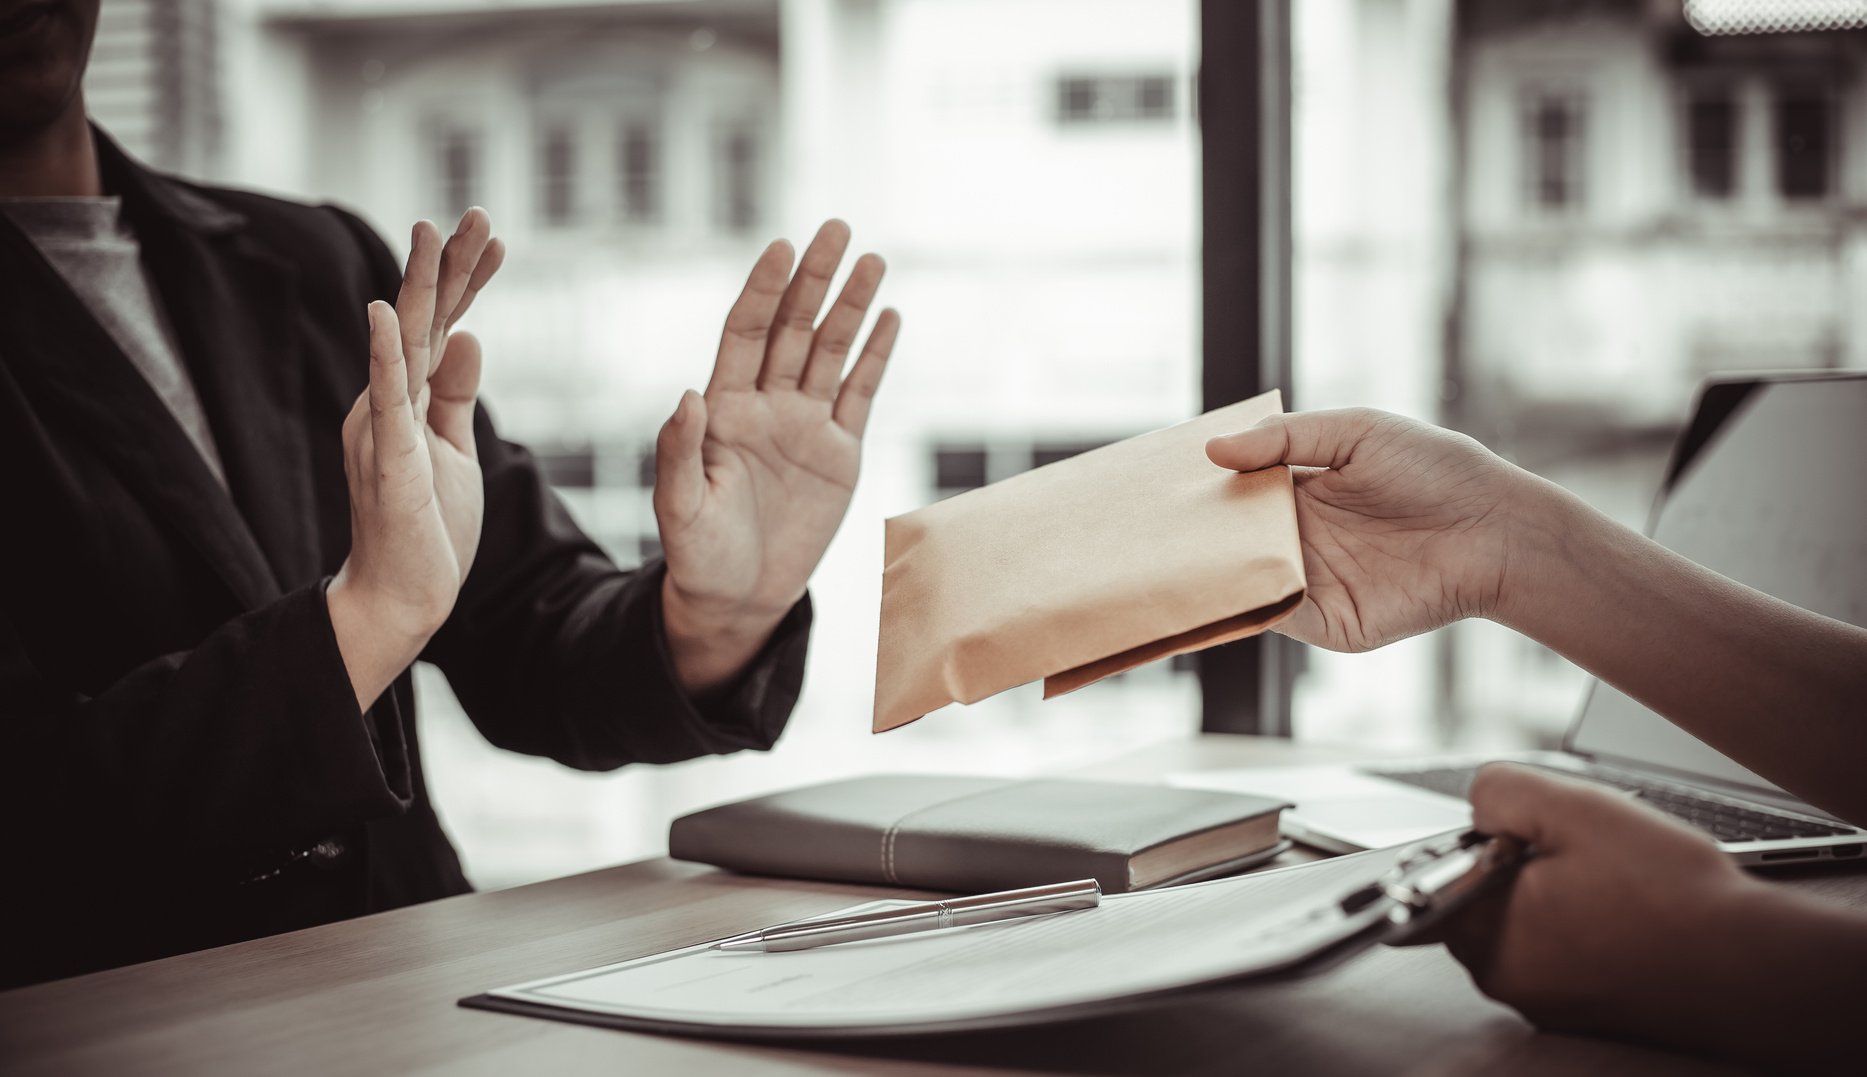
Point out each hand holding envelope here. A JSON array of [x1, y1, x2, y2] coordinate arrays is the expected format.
[[874, 391, 1307, 732]]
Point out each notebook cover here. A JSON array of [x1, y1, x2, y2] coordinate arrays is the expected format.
[[667, 775, 1289, 895]]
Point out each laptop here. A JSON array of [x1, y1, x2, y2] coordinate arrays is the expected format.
[[1173, 372, 1867, 867]]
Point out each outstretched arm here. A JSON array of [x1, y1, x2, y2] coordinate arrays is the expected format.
[[1495, 472, 1867, 823], [1207, 409, 1867, 824]]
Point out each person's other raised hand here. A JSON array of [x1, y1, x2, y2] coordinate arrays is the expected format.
[[654, 219, 900, 693], [1206, 408, 1526, 651], [329, 208, 505, 710]]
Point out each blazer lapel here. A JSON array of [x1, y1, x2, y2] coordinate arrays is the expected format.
[[0, 216, 281, 611], [103, 137, 323, 594]]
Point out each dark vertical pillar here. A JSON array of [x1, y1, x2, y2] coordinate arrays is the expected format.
[[1197, 0, 1295, 736]]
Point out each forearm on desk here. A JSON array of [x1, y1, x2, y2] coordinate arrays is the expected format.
[[1494, 479, 1867, 825], [1662, 882, 1867, 1073]]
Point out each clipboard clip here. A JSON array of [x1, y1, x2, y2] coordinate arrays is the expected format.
[[1339, 829, 1529, 944]]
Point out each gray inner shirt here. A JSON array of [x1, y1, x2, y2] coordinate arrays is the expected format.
[[1, 196, 228, 486]]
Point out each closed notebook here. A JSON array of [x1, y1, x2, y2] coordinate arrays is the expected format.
[[667, 775, 1290, 895]]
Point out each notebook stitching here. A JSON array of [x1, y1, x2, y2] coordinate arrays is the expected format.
[[879, 780, 1038, 885]]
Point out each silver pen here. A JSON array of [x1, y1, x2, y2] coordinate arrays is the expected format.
[[711, 878, 1103, 953], [1337, 829, 1529, 943]]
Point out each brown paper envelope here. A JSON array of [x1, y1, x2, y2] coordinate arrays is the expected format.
[[874, 391, 1306, 732]]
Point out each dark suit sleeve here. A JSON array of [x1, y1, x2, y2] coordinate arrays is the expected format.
[[326, 207, 812, 771], [1, 584, 414, 854], [424, 425, 812, 768]]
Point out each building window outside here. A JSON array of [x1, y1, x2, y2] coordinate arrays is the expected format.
[[538, 123, 578, 226], [1030, 441, 1104, 469], [1774, 84, 1834, 201], [1522, 90, 1585, 212], [930, 440, 1115, 501], [932, 445, 989, 498], [1137, 75, 1173, 117], [432, 126, 480, 221], [533, 444, 598, 490], [715, 121, 761, 232], [1056, 74, 1177, 125], [1684, 86, 1738, 200], [617, 119, 661, 224], [532, 441, 660, 569]]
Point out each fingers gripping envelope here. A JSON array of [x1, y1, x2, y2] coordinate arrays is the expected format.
[[875, 391, 1307, 732]]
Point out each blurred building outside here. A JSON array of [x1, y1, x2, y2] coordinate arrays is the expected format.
[[84, 0, 1866, 887], [1292, 0, 1867, 756]]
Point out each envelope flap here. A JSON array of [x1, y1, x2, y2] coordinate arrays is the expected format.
[[875, 391, 1305, 732]]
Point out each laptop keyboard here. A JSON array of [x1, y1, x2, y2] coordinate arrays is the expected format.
[[1367, 763, 1856, 844]]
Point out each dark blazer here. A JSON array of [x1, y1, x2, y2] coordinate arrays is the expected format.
[[0, 133, 810, 987]]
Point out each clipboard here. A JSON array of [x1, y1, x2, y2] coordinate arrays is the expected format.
[[460, 830, 1527, 1041]]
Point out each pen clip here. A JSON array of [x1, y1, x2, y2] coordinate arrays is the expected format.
[[1375, 830, 1527, 943], [716, 879, 1103, 953]]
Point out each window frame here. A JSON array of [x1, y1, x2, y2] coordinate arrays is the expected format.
[[1771, 80, 1838, 203], [1681, 79, 1741, 202], [712, 117, 764, 233], [1197, 0, 1295, 736], [428, 120, 483, 223], [536, 119, 580, 228], [615, 114, 663, 225], [1054, 72, 1180, 126], [1520, 85, 1588, 215]]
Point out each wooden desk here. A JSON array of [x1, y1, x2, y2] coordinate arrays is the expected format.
[[5, 735, 1862, 1076]]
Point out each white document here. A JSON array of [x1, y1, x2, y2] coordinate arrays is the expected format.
[[479, 847, 1406, 1034]]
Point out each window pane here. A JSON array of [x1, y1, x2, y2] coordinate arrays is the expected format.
[[1057, 73, 1177, 125], [1137, 76, 1174, 118], [618, 120, 660, 223], [1524, 93, 1584, 211], [1686, 89, 1737, 199], [714, 122, 760, 231], [1031, 441, 1106, 469], [539, 124, 576, 225], [533, 445, 596, 489], [433, 127, 479, 221], [1775, 87, 1832, 200], [933, 445, 988, 493], [1057, 77, 1097, 122]]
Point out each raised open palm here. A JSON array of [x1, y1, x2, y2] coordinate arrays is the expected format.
[[329, 209, 504, 710], [1206, 408, 1520, 652], [336, 209, 504, 626], [654, 221, 900, 642]]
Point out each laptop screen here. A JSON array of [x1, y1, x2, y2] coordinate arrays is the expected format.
[[1566, 375, 1867, 795]]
